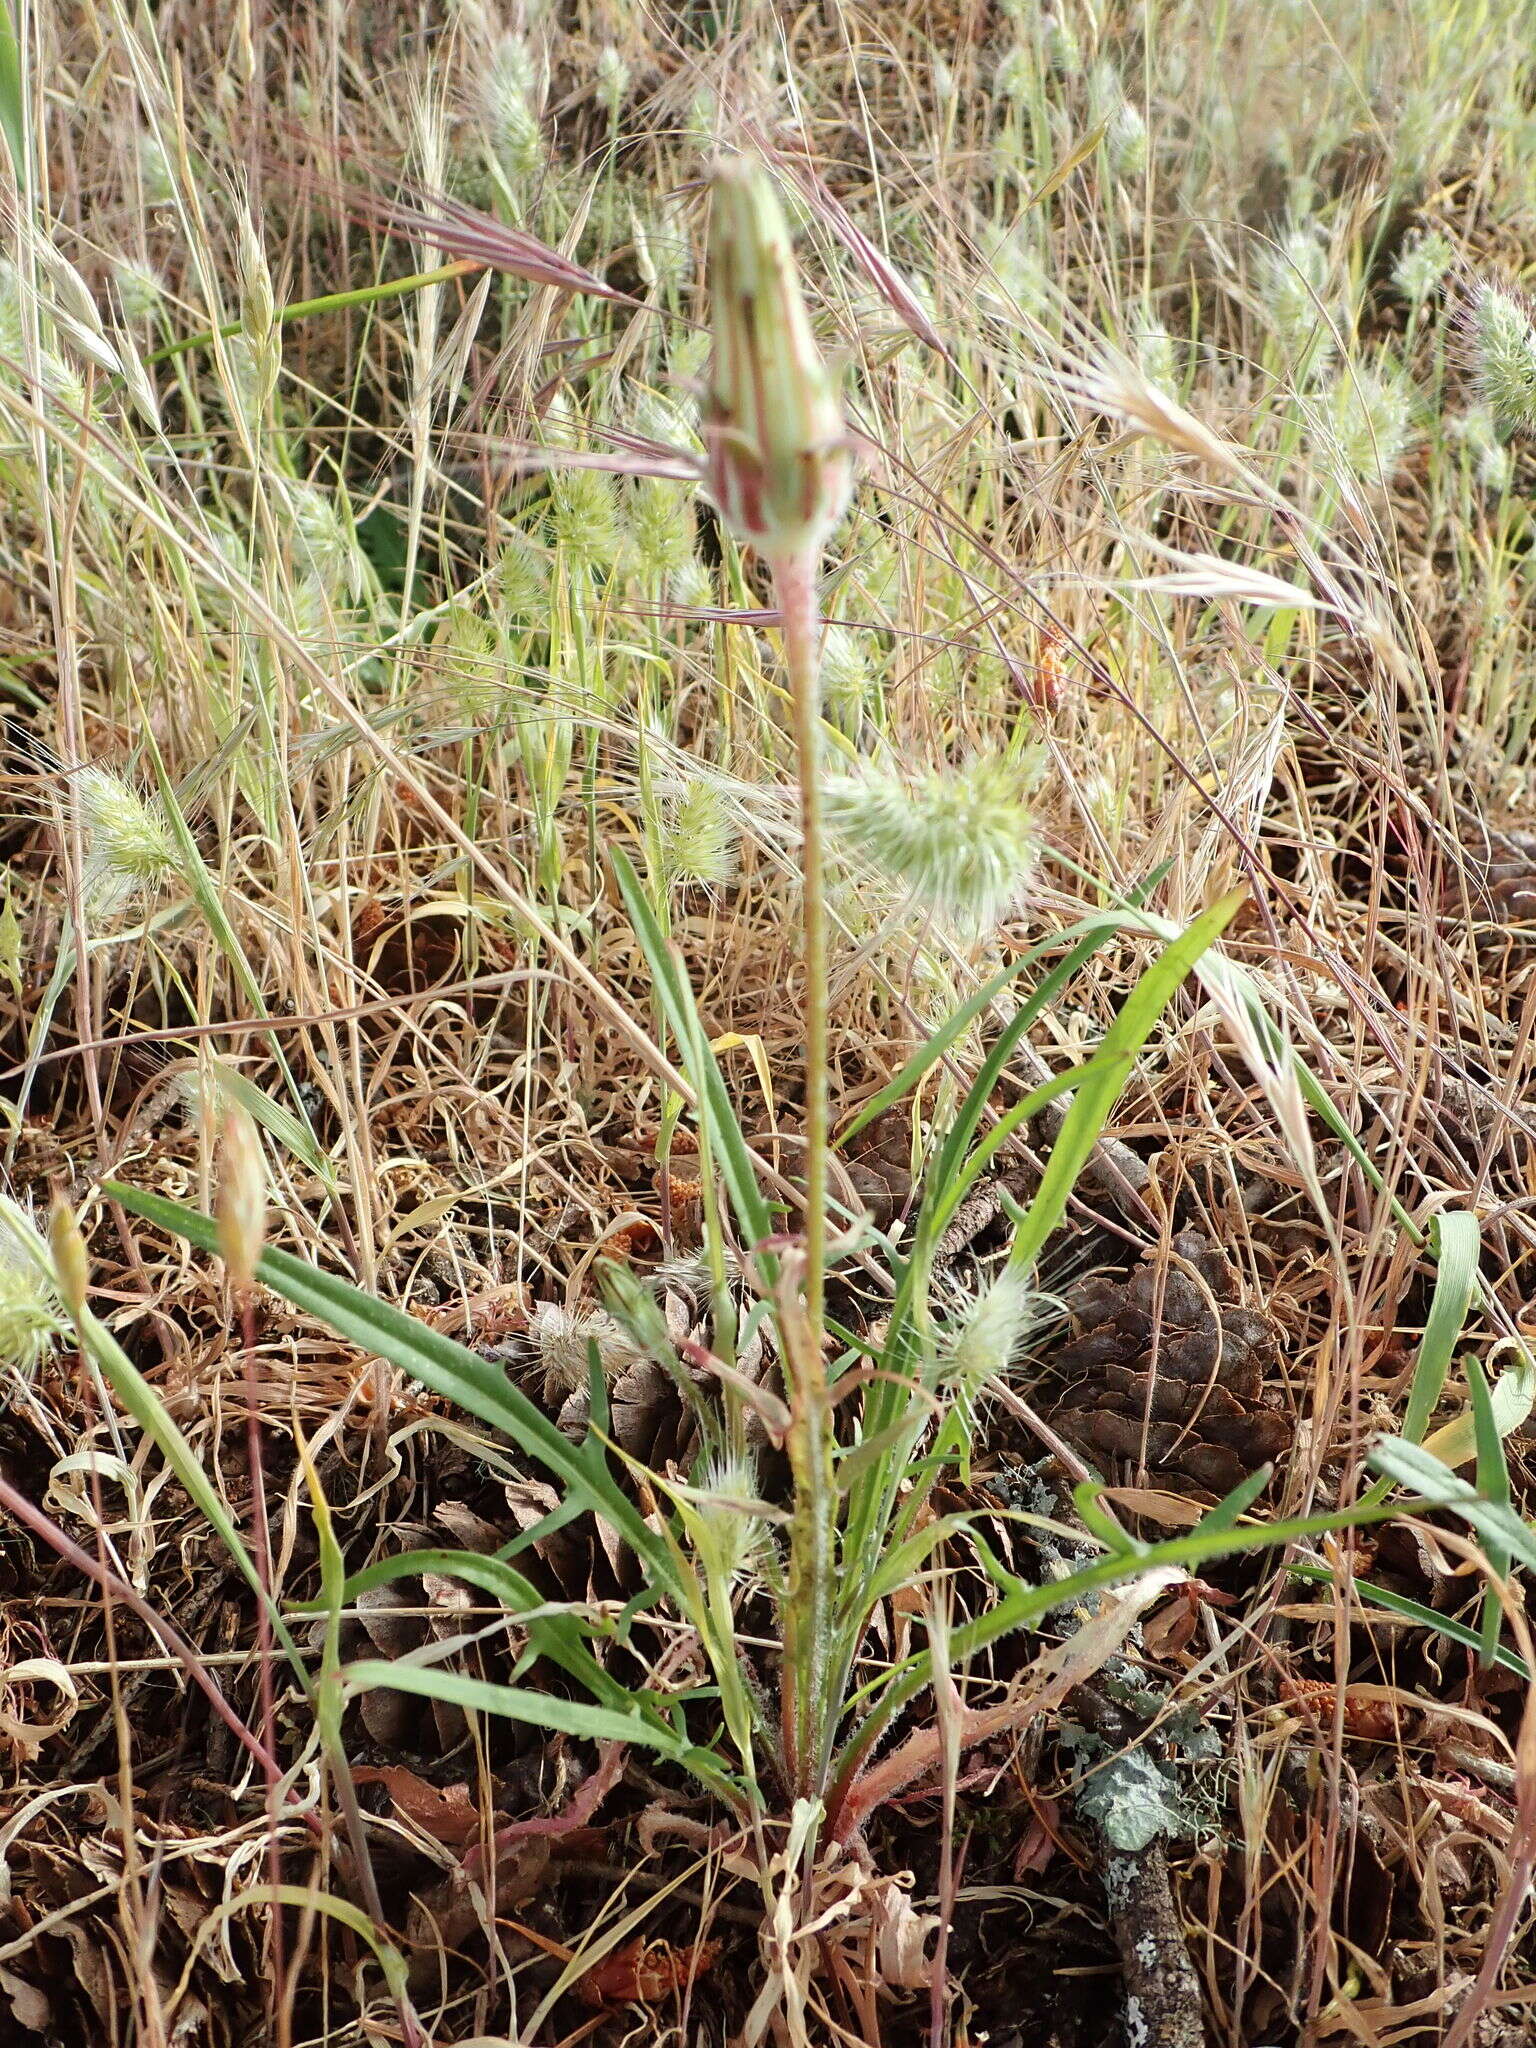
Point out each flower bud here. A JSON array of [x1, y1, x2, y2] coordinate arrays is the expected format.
[[217, 1101, 267, 1297], [703, 160, 851, 557], [48, 1200, 89, 1324]]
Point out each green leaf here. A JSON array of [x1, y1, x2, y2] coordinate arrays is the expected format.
[[1365, 1436, 1536, 1578], [340, 1660, 670, 1749], [105, 1180, 674, 1584], [73, 1300, 309, 1684], [333, 1546, 649, 1715], [1194, 1462, 1273, 1536], [1466, 1354, 1515, 1666], [1286, 1561, 1532, 1682], [0, 0, 23, 180], [1400, 1211, 1480, 1447], [837, 894, 1157, 1151], [1007, 888, 1245, 1276], [610, 845, 773, 1251]]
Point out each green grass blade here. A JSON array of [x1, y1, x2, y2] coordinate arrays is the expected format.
[[72, 1301, 308, 1683], [1006, 889, 1245, 1275], [1286, 1560, 1532, 1682], [610, 845, 773, 1249], [0, 0, 23, 179], [105, 1179, 672, 1578], [838, 865, 1174, 1150], [1401, 1211, 1480, 1447], [1467, 1355, 1514, 1665], [1366, 1436, 1536, 1577]]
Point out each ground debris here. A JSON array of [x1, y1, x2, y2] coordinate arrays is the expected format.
[[1046, 1229, 1291, 1493]]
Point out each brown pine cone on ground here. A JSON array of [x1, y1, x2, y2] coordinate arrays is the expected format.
[[1046, 1230, 1290, 1495]]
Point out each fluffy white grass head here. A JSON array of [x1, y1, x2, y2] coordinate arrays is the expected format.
[[626, 475, 697, 583], [287, 479, 364, 600], [1257, 225, 1334, 374], [548, 466, 623, 573], [112, 257, 166, 322], [688, 1451, 770, 1586], [1453, 407, 1512, 493], [826, 754, 1039, 933], [1393, 229, 1455, 308], [596, 45, 631, 111], [531, 1302, 644, 1401], [480, 33, 545, 181], [937, 1270, 1041, 1402]]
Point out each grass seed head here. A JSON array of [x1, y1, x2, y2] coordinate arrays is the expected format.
[[1324, 355, 1416, 483], [938, 1270, 1039, 1400], [288, 479, 363, 600], [498, 536, 550, 620], [531, 1302, 643, 1400], [481, 33, 545, 182], [703, 159, 852, 558], [662, 775, 739, 890], [820, 622, 875, 734], [995, 44, 1034, 103], [596, 45, 630, 115], [825, 753, 1039, 932], [73, 764, 182, 909], [1453, 406, 1513, 492], [548, 466, 623, 574], [0, 1202, 66, 1379], [1258, 225, 1334, 374], [112, 257, 165, 322], [691, 1451, 769, 1586], [1464, 278, 1536, 437], [626, 475, 697, 584], [1393, 228, 1455, 307]]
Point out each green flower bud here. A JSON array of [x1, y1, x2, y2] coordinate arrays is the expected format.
[[703, 160, 851, 557]]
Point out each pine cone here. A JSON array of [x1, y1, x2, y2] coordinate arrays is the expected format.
[[1047, 1230, 1289, 1494]]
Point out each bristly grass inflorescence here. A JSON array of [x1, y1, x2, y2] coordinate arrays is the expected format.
[[826, 753, 1041, 933], [1462, 277, 1536, 437]]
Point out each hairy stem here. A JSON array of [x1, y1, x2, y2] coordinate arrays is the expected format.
[[770, 545, 838, 1797]]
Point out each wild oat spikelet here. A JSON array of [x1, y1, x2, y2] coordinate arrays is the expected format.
[[0, 1201, 66, 1378], [825, 753, 1039, 931], [1463, 279, 1536, 437]]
